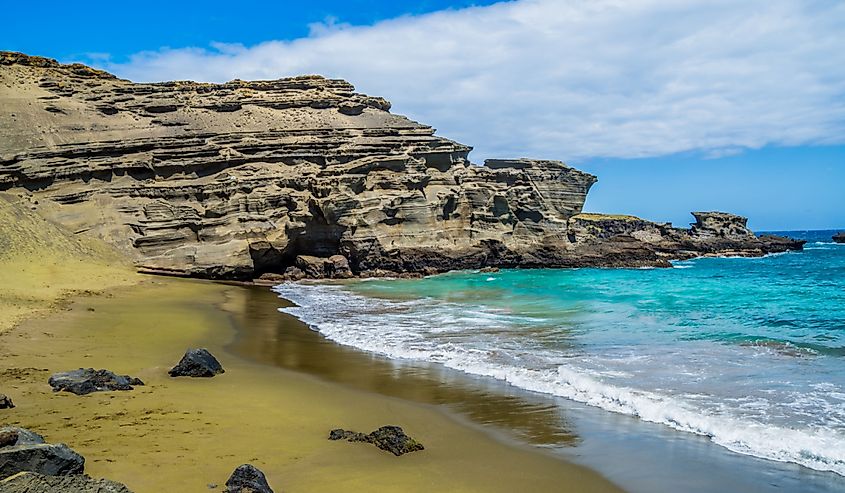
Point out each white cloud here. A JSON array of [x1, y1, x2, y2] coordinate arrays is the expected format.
[[104, 0, 845, 162]]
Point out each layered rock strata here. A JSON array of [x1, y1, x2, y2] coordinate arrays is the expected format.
[[0, 52, 803, 279]]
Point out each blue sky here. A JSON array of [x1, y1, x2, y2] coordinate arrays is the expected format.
[[3, 0, 843, 230], [3, 1, 502, 62]]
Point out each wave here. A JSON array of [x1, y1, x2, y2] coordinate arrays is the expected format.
[[272, 282, 845, 476]]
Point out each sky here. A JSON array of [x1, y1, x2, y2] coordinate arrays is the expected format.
[[3, 0, 843, 230]]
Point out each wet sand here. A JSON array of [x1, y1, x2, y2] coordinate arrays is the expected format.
[[226, 284, 845, 493], [0, 277, 622, 492], [228, 285, 583, 448]]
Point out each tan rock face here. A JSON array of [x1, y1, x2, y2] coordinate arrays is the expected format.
[[0, 52, 599, 278], [0, 52, 803, 278], [690, 212, 755, 239]]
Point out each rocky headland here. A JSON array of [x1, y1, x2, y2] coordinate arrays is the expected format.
[[0, 51, 804, 280]]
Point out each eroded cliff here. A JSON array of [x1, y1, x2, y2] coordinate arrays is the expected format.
[[0, 52, 803, 279]]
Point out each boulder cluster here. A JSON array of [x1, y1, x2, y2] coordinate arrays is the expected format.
[[0, 426, 132, 492], [4, 341, 422, 490], [48, 368, 144, 395], [0, 426, 277, 492], [329, 425, 425, 456]]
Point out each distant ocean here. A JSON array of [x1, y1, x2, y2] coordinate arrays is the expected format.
[[274, 230, 845, 476]]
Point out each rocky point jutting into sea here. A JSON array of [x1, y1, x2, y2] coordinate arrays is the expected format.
[[0, 51, 803, 280]]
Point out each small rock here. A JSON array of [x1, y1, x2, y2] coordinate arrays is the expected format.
[[480, 267, 500, 273], [48, 369, 144, 395], [328, 429, 368, 442], [0, 393, 14, 409], [367, 426, 425, 456], [327, 255, 353, 278], [168, 349, 224, 378], [337, 101, 366, 116], [43, 105, 66, 114], [833, 232, 845, 244], [294, 255, 326, 278], [0, 472, 132, 493], [328, 425, 424, 456], [225, 464, 274, 493], [0, 430, 18, 447], [256, 273, 285, 284], [294, 255, 353, 279], [211, 102, 242, 113], [145, 104, 178, 114], [97, 105, 119, 115], [282, 266, 305, 280], [0, 426, 85, 478]]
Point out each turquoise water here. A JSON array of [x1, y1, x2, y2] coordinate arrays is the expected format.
[[274, 231, 845, 475]]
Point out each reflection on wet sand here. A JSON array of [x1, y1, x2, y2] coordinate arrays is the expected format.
[[225, 285, 579, 447]]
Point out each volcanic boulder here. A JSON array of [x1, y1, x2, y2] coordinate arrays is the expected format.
[[0, 427, 85, 479], [48, 369, 144, 395], [168, 348, 225, 378], [225, 464, 274, 493], [0, 472, 133, 493], [329, 425, 424, 456], [0, 394, 14, 409]]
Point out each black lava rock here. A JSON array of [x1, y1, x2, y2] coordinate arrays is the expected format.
[[48, 369, 144, 395], [328, 425, 424, 456], [168, 348, 225, 378], [0, 426, 85, 478], [225, 464, 274, 493], [0, 472, 133, 492], [0, 430, 18, 448], [833, 232, 845, 244], [0, 393, 14, 409], [328, 429, 368, 442]]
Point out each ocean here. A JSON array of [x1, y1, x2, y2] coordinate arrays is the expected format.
[[272, 230, 845, 483]]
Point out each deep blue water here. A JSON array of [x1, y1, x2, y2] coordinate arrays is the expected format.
[[274, 230, 845, 475]]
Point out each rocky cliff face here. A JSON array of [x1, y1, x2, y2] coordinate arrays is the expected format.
[[0, 52, 803, 279]]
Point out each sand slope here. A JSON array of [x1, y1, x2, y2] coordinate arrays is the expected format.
[[0, 192, 136, 332]]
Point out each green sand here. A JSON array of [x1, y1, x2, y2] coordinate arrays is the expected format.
[[0, 277, 621, 492]]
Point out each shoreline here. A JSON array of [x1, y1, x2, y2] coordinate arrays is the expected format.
[[261, 265, 845, 493], [0, 276, 622, 492]]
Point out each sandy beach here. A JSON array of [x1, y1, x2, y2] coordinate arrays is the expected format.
[[0, 187, 621, 492], [0, 273, 622, 492]]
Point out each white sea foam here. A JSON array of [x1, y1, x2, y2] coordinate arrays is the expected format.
[[272, 282, 845, 476]]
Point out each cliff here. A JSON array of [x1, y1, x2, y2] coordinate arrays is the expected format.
[[0, 52, 803, 279]]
